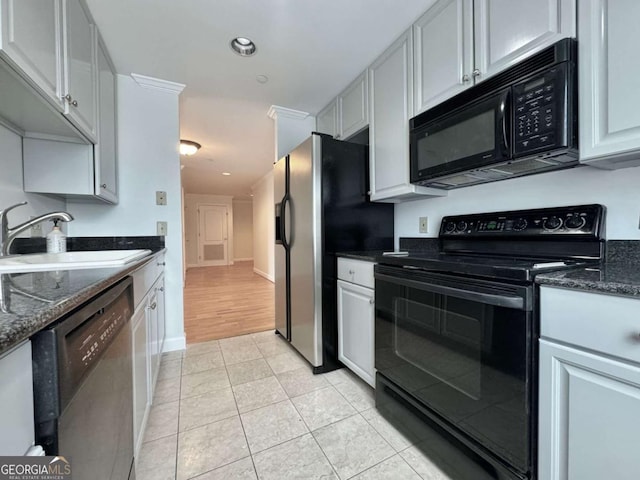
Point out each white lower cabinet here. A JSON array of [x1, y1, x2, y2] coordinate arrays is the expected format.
[[0, 341, 35, 455], [337, 258, 375, 387], [539, 287, 640, 480], [131, 305, 148, 458], [131, 255, 166, 459]]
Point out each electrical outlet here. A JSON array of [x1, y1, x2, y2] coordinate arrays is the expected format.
[[157, 221, 168, 236], [156, 191, 167, 205], [419, 217, 428, 233], [30, 217, 43, 237]]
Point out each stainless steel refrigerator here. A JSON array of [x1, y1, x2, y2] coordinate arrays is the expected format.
[[274, 132, 394, 373]]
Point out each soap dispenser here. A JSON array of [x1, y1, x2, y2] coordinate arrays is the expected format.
[[46, 219, 67, 253]]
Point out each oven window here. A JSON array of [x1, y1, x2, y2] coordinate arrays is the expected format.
[[375, 278, 530, 471], [417, 109, 495, 170]]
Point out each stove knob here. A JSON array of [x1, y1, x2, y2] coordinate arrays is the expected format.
[[543, 216, 563, 231], [444, 221, 456, 233], [565, 214, 586, 230], [456, 221, 468, 232], [513, 218, 528, 231]]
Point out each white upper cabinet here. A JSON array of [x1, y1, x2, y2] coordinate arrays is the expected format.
[[62, 0, 97, 141], [338, 71, 369, 140], [96, 35, 117, 203], [414, 0, 575, 115], [474, 0, 576, 82], [578, 0, 640, 169], [369, 29, 447, 202], [316, 100, 337, 138], [414, 0, 473, 114], [0, 0, 64, 110]]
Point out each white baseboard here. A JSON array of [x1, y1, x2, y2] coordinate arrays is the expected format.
[[162, 334, 186, 353], [234, 257, 254, 261], [253, 267, 275, 283]]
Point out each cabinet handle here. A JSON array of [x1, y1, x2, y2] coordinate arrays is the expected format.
[[159, 287, 164, 292], [462, 74, 470, 83], [100, 183, 107, 189], [472, 69, 481, 78], [369, 298, 374, 304], [157, 261, 166, 266], [150, 302, 157, 310], [64, 94, 72, 102], [348, 270, 355, 275], [71, 100, 78, 107]]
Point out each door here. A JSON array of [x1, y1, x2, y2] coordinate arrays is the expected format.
[[375, 266, 532, 473], [198, 205, 228, 266], [0, 0, 64, 109], [337, 280, 375, 387], [274, 156, 288, 338], [413, 0, 473, 114], [539, 340, 640, 480], [288, 135, 323, 367]]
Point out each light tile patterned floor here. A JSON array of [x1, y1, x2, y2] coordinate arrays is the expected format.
[[136, 330, 456, 480]]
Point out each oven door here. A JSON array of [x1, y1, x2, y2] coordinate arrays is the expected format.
[[375, 265, 532, 474], [410, 88, 511, 184]]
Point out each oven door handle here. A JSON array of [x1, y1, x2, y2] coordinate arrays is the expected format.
[[375, 273, 526, 310]]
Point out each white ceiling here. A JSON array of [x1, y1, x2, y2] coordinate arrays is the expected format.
[[86, 0, 435, 198]]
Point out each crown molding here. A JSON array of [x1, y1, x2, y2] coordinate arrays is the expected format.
[[267, 105, 310, 120], [131, 73, 186, 94]]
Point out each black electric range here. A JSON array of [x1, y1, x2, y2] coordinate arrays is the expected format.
[[374, 204, 605, 480]]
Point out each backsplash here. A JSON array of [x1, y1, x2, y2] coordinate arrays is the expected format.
[[605, 240, 640, 264], [12, 236, 165, 254]]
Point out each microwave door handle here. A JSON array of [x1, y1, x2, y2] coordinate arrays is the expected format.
[[501, 91, 511, 153], [375, 273, 526, 310]]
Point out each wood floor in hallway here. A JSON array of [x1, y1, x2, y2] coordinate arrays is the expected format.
[[184, 261, 275, 343]]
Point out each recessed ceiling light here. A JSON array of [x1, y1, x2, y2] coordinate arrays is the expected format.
[[179, 139, 201, 156], [222, 172, 231, 176], [256, 74, 269, 84], [230, 37, 257, 57]]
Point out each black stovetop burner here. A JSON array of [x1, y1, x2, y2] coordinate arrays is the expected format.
[[380, 204, 606, 282]]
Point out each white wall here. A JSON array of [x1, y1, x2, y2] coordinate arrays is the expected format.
[[252, 171, 274, 281], [183, 194, 234, 266], [0, 125, 67, 238], [66, 74, 185, 351], [395, 164, 640, 240], [233, 200, 253, 260]]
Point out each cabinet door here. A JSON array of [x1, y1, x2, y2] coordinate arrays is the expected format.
[[0, 0, 64, 109], [338, 71, 369, 139], [63, 0, 97, 141], [147, 289, 160, 396], [474, 0, 575, 82], [316, 100, 337, 138], [156, 277, 166, 355], [369, 29, 447, 203], [131, 306, 148, 457], [95, 35, 117, 203], [579, 0, 640, 169], [539, 340, 640, 480], [337, 280, 375, 387], [413, 0, 473, 114]]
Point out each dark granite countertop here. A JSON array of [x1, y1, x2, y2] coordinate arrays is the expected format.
[[536, 262, 640, 298], [336, 251, 385, 262], [0, 250, 163, 357]]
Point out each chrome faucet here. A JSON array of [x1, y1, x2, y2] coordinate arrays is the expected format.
[[0, 202, 74, 256]]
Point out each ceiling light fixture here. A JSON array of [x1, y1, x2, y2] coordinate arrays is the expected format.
[[222, 172, 231, 176], [230, 37, 257, 57], [179, 140, 201, 156]]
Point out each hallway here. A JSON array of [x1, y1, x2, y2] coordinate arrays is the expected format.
[[184, 261, 275, 343]]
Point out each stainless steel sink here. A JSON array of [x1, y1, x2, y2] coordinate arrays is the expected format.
[[0, 249, 152, 273]]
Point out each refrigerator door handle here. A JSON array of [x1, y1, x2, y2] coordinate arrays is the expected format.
[[281, 194, 291, 250]]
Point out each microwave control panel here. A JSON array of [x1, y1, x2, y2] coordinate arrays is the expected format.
[[513, 62, 570, 157]]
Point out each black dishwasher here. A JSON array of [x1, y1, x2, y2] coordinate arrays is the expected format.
[[32, 277, 135, 480]]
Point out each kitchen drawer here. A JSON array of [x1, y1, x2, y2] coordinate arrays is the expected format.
[[132, 253, 165, 308], [337, 258, 374, 288], [540, 286, 640, 364]]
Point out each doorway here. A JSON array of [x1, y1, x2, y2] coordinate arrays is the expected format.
[[198, 204, 228, 266]]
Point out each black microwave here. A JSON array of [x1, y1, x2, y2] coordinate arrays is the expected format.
[[410, 38, 578, 189]]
